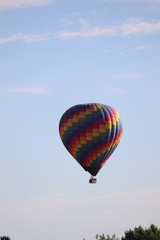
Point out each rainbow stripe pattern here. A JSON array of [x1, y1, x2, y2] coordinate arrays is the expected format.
[[59, 103, 123, 176]]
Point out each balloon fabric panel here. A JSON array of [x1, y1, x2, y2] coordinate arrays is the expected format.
[[59, 103, 123, 176]]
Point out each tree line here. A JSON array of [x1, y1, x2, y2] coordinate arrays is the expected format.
[[84, 224, 160, 240], [0, 237, 10, 240], [1, 224, 160, 240]]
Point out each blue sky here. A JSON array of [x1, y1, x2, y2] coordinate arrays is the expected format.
[[0, 0, 160, 239]]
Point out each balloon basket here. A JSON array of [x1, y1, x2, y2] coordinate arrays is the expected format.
[[89, 176, 97, 184]]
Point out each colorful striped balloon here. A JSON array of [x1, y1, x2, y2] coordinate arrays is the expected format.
[[59, 103, 123, 176]]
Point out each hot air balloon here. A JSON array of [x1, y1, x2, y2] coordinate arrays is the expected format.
[[59, 103, 123, 183]]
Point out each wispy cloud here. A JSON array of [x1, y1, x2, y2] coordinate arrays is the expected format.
[[0, 33, 51, 44], [57, 13, 79, 26], [0, 189, 160, 231], [0, 195, 68, 227], [55, 19, 160, 40], [6, 88, 52, 94], [135, 44, 160, 51], [103, 72, 140, 80], [113, 72, 140, 79], [0, 0, 54, 10], [2, 20, 160, 44], [108, 88, 135, 94], [98, 0, 160, 3]]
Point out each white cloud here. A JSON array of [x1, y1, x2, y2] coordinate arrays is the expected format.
[[98, 0, 160, 3], [121, 20, 160, 35], [0, 189, 160, 234], [2, 20, 160, 44], [135, 44, 159, 51], [55, 25, 118, 40], [0, 33, 50, 44], [57, 13, 79, 26], [145, 0, 160, 4], [0, 195, 68, 228], [55, 19, 160, 40], [0, 0, 54, 10], [102, 72, 140, 81], [7, 88, 52, 94], [109, 88, 134, 94], [113, 73, 140, 79]]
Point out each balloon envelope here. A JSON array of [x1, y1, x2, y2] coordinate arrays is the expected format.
[[59, 103, 123, 176]]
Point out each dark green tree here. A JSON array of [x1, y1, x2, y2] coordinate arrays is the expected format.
[[121, 224, 160, 240], [83, 224, 160, 240], [95, 233, 119, 240], [83, 233, 119, 240], [0, 237, 11, 240]]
